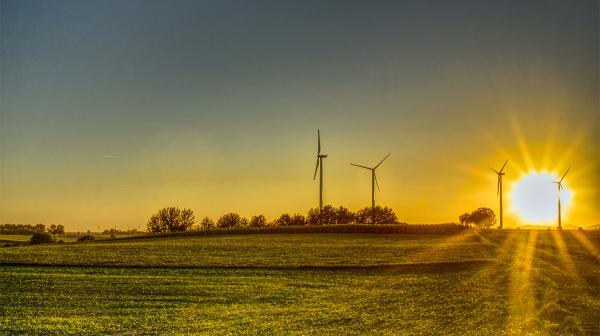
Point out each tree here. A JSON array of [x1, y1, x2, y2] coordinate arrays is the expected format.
[[290, 214, 306, 226], [272, 213, 305, 226], [146, 207, 196, 233], [335, 206, 355, 224], [198, 217, 216, 230], [305, 205, 337, 225], [272, 213, 292, 226], [48, 224, 58, 241], [459, 208, 496, 229], [321, 205, 337, 224], [56, 225, 65, 237], [355, 206, 398, 224], [306, 208, 321, 225], [249, 215, 267, 227], [33, 224, 46, 233], [217, 213, 245, 228], [459, 213, 471, 226]]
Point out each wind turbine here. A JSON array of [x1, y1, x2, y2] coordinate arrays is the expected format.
[[313, 130, 327, 212], [553, 167, 570, 230], [489, 159, 508, 229], [351, 153, 391, 210]]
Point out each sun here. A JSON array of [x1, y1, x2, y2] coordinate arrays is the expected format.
[[510, 171, 573, 224]]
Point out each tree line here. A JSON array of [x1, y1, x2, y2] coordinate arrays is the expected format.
[[0, 223, 47, 235], [147, 205, 498, 233], [147, 205, 399, 233]]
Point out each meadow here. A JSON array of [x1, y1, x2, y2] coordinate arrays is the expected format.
[[0, 229, 598, 335]]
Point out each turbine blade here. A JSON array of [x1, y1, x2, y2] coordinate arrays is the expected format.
[[497, 177, 501, 196], [374, 173, 381, 192], [317, 129, 321, 154], [560, 166, 570, 183], [313, 158, 319, 180], [374, 153, 391, 169], [489, 167, 499, 174], [351, 163, 372, 170], [499, 159, 509, 173]]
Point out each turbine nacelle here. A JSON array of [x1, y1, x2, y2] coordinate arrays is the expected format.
[[554, 167, 570, 190], [350, 153, 390, 199]]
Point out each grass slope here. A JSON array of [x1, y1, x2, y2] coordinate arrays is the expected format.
[[0, 231, 598, 335]]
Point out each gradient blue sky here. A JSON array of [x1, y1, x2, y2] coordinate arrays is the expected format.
[[1, 0, 598, 230]]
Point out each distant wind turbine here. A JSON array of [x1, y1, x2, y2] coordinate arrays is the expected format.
[[313, 130, 327, 212], [553, 167, 570, 230], [489, 159, 508, 229], [351, 153, 391, 210]]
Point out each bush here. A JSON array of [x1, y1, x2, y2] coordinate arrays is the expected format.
[[77, 234, 95, 242], [217, 213, 246, 228], [29, 232, 53, 244], [147, 206, 196, 233]]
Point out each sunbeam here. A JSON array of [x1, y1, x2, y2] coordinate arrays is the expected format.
[[505, 230, 539, 334]]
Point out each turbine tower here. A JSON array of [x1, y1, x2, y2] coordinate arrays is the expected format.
[[313, 130, 327, 211], [489, 159, 508, 229], [553, 167, 570, 230], [351, 153, 391, 209]]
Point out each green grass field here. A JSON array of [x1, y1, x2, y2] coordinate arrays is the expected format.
[[0, 230, 598, 335]]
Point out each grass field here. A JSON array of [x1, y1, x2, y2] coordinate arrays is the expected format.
[[0, 230, 598, 335]]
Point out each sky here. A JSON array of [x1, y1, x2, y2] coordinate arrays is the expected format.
[[1, 0, 598, 231]]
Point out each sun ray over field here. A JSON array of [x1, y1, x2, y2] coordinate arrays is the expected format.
[[550, 230, 590, 293], [505, 230, 538, 334], [570, 231, 599, 259]]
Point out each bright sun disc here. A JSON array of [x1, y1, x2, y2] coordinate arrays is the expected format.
[[510, 172, 573, 224]]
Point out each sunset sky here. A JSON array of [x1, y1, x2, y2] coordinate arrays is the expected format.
[[1, 0, 598, 231]]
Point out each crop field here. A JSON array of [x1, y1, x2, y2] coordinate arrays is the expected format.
[[0, 230, 598, 335]]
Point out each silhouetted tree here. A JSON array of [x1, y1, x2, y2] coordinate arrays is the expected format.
[[147, 207, 196, 233], [459, 208, 496, 229], [459, 213, 471, 226], [272, 213, 293, 226], [355, 206, 398, 224], [198, 216, 216, 230], [217, 213, 245, 228], [33, 224, 46, 233], [56, 225, 65, 237], [290, 213, 306, 226], [335, 206, 355, 224], [306, 208, 321, 225], [249, 215, 268, 227], [47, 224, 59, 241], [305, 206, 338, 225], [321, 205, 337, 224]]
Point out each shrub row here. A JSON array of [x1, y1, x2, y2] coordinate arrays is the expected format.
[[124, 223, 472, 240]]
